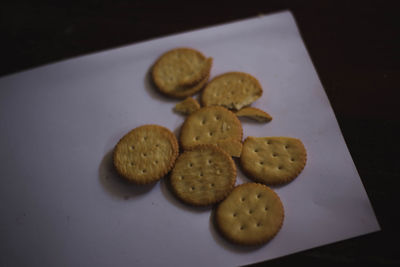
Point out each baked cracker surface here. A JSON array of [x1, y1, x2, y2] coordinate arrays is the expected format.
[[170, 144, 236, 206], [216, 139, 243, 157], [201, 72, 263, 110], [180, 106, 243, 150], [216, 183, 284, 246], [240, 137, 307, 185], [152, 48, 212, 98], [113, 125, 179, 184]]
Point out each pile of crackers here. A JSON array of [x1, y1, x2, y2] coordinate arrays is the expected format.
[[113, 48, 307, 246]]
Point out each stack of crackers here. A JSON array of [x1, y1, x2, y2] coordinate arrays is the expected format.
[[113, 48, 307, 246]]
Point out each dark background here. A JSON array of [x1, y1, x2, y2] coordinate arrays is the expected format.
[[1, 0, 399, 266]]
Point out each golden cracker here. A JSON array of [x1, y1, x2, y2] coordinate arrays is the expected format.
[[215, 183, 284, 246], [153, 48, 209, 87], [180, 106, 243, 150], [152, 48, 212, 98], [170, 145, 236, 206], [113, 125, 179, 184], [201, 72, 263, 110], [235, 107, 272, 122], [240, 137, 307, 185], [174, 97, 201, 115]]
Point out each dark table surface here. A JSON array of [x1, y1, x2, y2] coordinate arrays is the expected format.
[[1, 0, 399, 266]]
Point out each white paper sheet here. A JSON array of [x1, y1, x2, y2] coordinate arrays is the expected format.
[[0, 11, 379, 267]]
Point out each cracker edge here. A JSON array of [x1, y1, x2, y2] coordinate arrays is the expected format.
[[113, 124, 179, 185], [169, 71, 211, 98], [177, 57, 213, 87]]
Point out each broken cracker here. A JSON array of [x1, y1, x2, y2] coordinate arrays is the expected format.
[[174, 97, 201, 115], [235, 107, 272, 122], [201, 72, 263, 110]]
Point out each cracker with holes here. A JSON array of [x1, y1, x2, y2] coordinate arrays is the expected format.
[[240, 137, 307, 185], [180, 106, 243, 151], [174, 97, 201, 115], [235, 107, 272, 122], [201, 72, 263, 110], [215, 183, 284, 246], [152, 48, 213, 98], [113, 125, 179, 184], [170, 145, 236, 206]]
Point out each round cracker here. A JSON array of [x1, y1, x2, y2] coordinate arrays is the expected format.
[[215, 183, 284, 246], [170, 145, 236, 206], [152, 48, 212, 98], [180, 106, 243, 150], [201, 72, 263, 110], [113, 125, 179, 184], [240, 137, 307, 185]]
